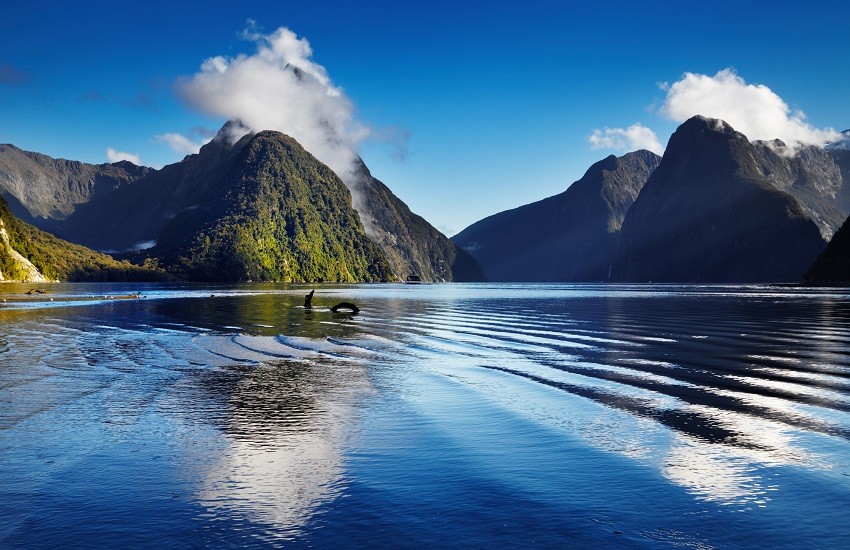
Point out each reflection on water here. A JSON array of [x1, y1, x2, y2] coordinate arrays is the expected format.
[[189, 357, 371, 538], [2, 283, 850, 547]]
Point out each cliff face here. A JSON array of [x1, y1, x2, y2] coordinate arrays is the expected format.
[[452, 150, 660, 281], [615, 116, 827, 283], [0, 143, 149, 226], [351, 160, 485, 282], [751, 140, 848, 240]]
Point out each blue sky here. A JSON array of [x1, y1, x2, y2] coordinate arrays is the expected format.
[[1, 0, 848, 235]]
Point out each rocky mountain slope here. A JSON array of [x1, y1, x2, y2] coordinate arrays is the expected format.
[[452, 150, 660, 281], [0, 144, 149, 233], [805, 215, 850, 283], [752, 140, 849, 240], [615, 116, 827, 283], [350, 160, 485, 282]]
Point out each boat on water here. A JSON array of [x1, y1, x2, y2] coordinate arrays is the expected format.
[[405, 275, 423, 284]]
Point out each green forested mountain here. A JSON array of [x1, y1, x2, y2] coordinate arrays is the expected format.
[[147, 131, 393, 282], [0, 196, 166, 282]]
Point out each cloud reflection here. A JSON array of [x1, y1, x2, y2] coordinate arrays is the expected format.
[[188, 337, 373, 539]]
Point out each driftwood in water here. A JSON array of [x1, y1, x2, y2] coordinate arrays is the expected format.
[[330, 302, 360, 314], [304, 290, 315, 309]]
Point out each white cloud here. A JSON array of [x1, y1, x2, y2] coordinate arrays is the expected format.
[[660, 69, 840, 148], [155, 132, 207, 156], [176, 25, 371, 185], [105, 147, 142, 165], [588, 123, 664, 155]]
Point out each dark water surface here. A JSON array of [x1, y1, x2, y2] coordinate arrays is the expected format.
[[1, 283, 850, 548]]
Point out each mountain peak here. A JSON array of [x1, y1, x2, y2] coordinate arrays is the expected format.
[[825, 129, 850, 151], [677, 115, 740, 136], [209, 120, 253, 146], [616, 116, 826, 282]]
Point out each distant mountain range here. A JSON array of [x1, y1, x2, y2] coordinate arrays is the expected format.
[[4, 116, 850, 284], [0, 123, 484, 283], [452, 150, 660, 281], [455, 116, 850, 283]]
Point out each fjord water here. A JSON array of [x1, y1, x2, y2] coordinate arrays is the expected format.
[[2, 284, 850, 548]]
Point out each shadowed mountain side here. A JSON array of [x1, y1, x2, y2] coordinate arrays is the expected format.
[[452, 150, 660, 281], [615, 116, 827, 283], [57, 125, 254, 251], [0, 143, 149, 231], [143, 131, 392, 282], [0, 195, 166, 282], [752, 140, 848, 240], [805, 214, 850, 283], [351, 160, 485, 282]]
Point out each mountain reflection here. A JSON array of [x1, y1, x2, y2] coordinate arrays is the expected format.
[[183, 344, 373, 538]]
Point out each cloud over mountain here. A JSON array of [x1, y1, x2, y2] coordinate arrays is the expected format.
[[155, 132, 206, 156], [589, 69, 840, 155], [589, 124, 663, 155], [176, 25, 369, 183], [660, 69, 840, 148], [105, 148, 142, 165]]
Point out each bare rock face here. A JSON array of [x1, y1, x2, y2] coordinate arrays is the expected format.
[[615, 116, 827, 283], [0, 144, 149, 225], [805, 131, 850, 283], [752, 140, 847, 240], [350, 160, 485, 282], [452, 150, 660, 281]]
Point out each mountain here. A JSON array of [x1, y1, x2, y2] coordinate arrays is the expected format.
[[138, 130, 393, 282], [615, 116, 827, 283], [805, 215, 850, 283], [805, 133, 850, 284], [0, 143, 149, 234], [825, 130, 850, 151], [452, 150, 660, 281], [0, 123, 482, 282], [0, 195, 166, 282], [828, 131, 850, 213], [752, 139, 849, 240], [56, 123, 254, 251], [350, 160, 485, 282]]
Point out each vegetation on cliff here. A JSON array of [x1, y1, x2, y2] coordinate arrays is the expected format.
[[0, 196, 168, 282], [149, 131, 393, 282]]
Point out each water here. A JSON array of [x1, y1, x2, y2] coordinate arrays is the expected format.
[[1, 283, 850, 548]]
